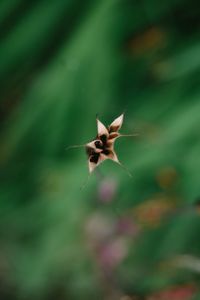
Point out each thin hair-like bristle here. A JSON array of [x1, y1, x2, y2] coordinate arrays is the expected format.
[[119, 133, 139, 137], [118, 162, 133, 178]]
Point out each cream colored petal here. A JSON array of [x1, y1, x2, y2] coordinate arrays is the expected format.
[[88, 161, 97, 173], [109, 113, 124, 132], [107, 150, 120, 163], [96, 118, 109, 136]]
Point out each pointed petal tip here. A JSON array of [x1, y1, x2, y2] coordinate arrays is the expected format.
[[88, 162, 96, 173], [109, 113, 124, 132], [96, 119, 109, 136]]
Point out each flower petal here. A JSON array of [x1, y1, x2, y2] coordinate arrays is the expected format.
[[88, 153, 99, 173], [107, 150, 119, 163], [96, 118, 109, 136], [109, 114, 124, 132], [88, 161, 97, 173], [88, 153, 108, 173]]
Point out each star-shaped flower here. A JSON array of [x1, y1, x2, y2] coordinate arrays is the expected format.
[[86, 114, 134, 174], [66, 113, 138, 176]]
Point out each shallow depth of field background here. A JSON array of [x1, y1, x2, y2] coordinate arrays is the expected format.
[[1, 0, 200, 299]]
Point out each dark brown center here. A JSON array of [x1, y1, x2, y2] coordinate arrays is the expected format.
[[89, 153, 99, 163]]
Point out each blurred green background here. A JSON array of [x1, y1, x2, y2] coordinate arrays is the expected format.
[[1, 0, 200, 299]]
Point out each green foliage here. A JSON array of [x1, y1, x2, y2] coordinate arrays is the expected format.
[[1, 0, 200, 299]]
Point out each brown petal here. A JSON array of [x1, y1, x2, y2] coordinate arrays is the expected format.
[[109, 132, 119, 140]]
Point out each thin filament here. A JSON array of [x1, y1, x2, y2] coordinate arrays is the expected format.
[[119, 133, 139, 137], [118, 161, 133, 178]]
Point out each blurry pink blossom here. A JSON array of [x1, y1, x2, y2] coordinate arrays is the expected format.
[[98, 178, 117, 203], [116, 216, 139, 237], [98, 237, 128, 270]]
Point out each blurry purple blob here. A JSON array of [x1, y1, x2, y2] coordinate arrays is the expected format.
[[116, 216, 139, 237], [98, 178, 117, 203], [99, 238, 128, 270]]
